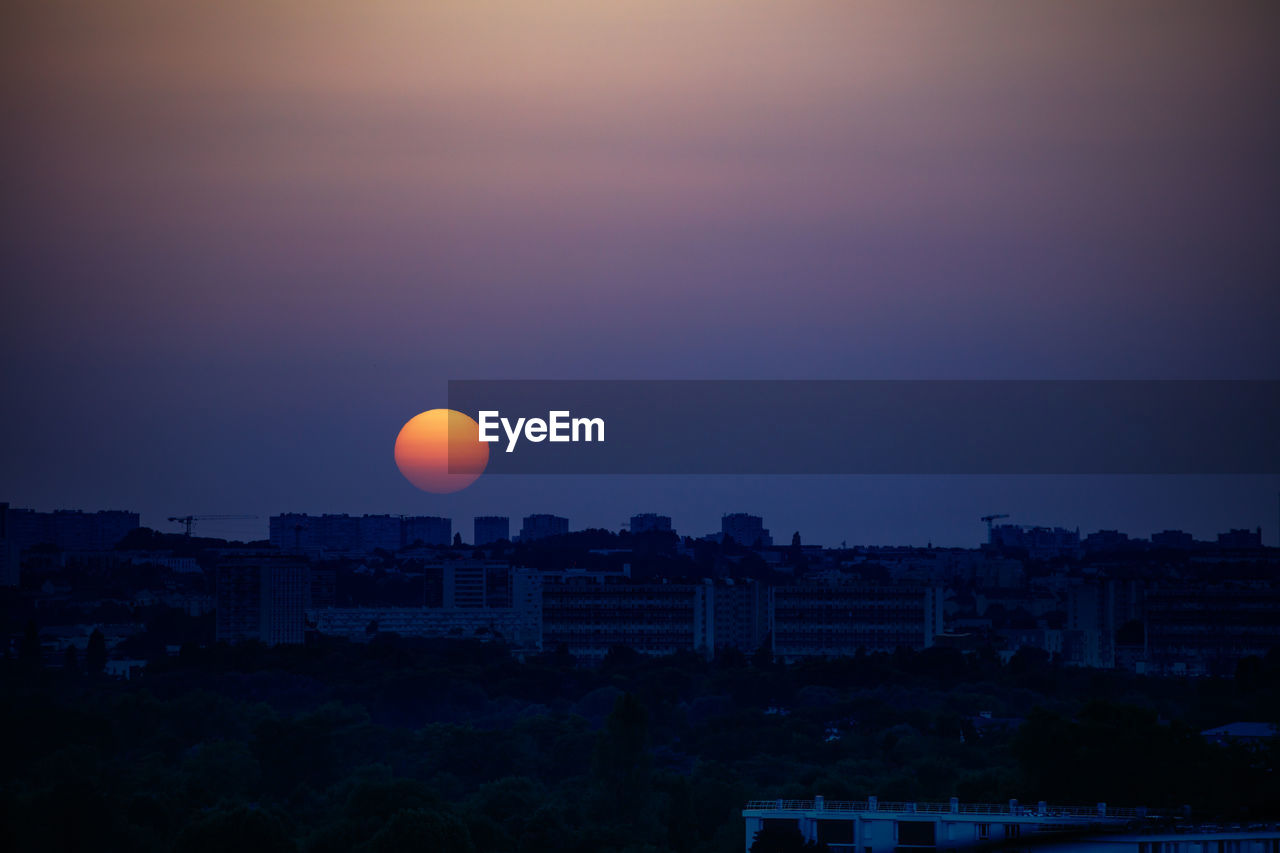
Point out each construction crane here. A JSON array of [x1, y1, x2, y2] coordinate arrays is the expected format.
[[980, 513, 1010, 537], [168, 514, 259, 537]]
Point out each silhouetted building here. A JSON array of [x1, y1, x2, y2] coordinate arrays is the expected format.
[[1217, 527, 1263, 549], [1083, 529, 1135, 552], [1, 504, 139, 552], [269, 513, 451, 552], [989, 524, 1080, 558], [630, 513, 673, 534], [473, 516, 510, 545], [520, 514, 568, 542], [317, 514, 358, 550], [269, 513, 355, 552], [403, 515, 450, 547], [269, 513, 312, 552], [722, 513, 772, 547], [1151, 529, 1194, 549], [215, 555, 311, 645], [359, 514, 402, 552]]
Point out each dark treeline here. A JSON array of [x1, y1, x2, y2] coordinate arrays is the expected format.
[[3, 638, 1280, 852]]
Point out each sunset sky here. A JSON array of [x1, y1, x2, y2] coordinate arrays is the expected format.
[[3, 0, 1278, 544]]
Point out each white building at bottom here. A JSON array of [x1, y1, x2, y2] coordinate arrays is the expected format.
[[742, 798, 1280, 853]]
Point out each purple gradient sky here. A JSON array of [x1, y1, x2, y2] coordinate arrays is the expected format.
[[3, 0, 1278, 545]]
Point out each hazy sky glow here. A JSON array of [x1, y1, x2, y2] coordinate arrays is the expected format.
[[3, 1, 1278, 544]]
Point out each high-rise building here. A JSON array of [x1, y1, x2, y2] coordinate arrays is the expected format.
[[519, 514, 569, 542], [630, 513, 673, 534], [215, 555, 311, 645], [474, 516, 510, 545], [722, 513, 771, 547]]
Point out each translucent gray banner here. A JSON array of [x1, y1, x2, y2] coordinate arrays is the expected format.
[[446, 380, 1280, 474]]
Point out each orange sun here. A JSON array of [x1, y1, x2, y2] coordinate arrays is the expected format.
[[393, 409, 489, 494]]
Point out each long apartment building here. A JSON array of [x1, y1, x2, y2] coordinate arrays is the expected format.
[[1145, 583, 1280, 677], [770, 582, 944, 660], [308, 563, 543, 653], [301, 559, 941, 663], [541, 571, 713, 662], [1, 503, 139, 553]]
